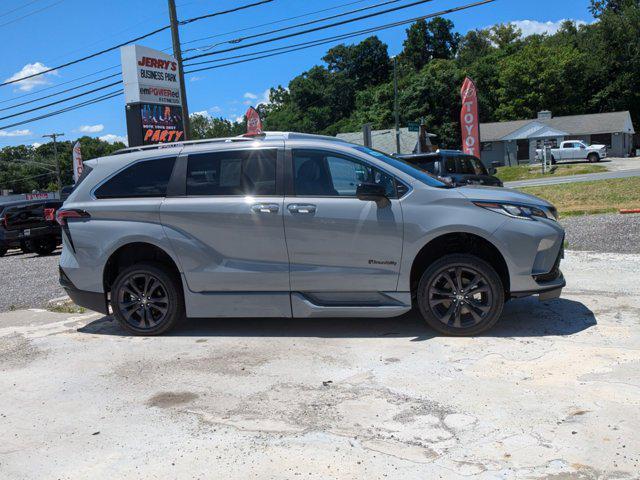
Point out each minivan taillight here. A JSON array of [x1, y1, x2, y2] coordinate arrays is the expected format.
[[56, 209, 90, 226]]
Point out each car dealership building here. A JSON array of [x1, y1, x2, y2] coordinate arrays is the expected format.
[[480, 110, 636, 165]]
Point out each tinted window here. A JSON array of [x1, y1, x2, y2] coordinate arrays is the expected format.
[[293, 150, 395, 197], [457, 155, 486, 175], [354, 146, 447, 188], [95, 157, 176, 199], [443, 157, 457, 174], [414, 160, 437, 174], [186, 149, 276, 196]]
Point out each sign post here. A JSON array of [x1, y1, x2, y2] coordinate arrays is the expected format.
[[120, 44, 185, 147]]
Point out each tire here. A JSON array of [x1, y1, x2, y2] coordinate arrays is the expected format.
[[32, 238, 57, 256], [0, 246, 6, 257], [111, 262, 184, 336], [416, 254, 505, 336], [20, 240, 31, 254], [588, 153, 599, 163]]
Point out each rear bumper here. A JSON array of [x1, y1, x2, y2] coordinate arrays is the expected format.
[[59, 266, 109, 315], [0, 226, 61, 248]]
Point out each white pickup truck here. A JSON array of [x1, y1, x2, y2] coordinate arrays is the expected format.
[[537, 140, 607, 164]]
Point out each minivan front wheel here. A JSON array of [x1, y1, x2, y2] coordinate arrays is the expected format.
[[417, 254, 504, 336], [111, 262, 184, 335]]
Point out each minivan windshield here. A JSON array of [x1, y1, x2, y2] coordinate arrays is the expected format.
[[353, 146, 448, 188]]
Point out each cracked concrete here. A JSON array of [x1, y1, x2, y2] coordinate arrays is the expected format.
[[0, 251, 639, 479]]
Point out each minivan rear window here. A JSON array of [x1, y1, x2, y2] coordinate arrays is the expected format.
[[94, 157, 176, 199]]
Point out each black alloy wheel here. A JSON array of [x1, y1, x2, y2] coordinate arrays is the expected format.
[[417, 254, 504, 336], [112, 262, 184, 335]]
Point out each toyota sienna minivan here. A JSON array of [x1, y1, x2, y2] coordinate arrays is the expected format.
[[58, 132, 565, 336]]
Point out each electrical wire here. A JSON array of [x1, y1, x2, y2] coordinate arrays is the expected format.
[[0, 0, 43, 19], [0, 90, 123, 131], [185, 0, 495, 73], [0, 73, 121, 112], [184, 0, 438, 61], [181, 0, 371, 46], [182, 0, 403, 53], [179, 0, 274, 25], [0, 0, 64, 28]]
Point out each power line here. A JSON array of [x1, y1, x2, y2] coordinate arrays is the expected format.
[[0, 65, 120, 105], [179, 0, 275, 25], [0, 0, 64, 28], [181, 0, 371, 47], [184, 0, 438, 61], [0, 26, 168, 88], [0, 81, 122, 122], [0, 0, 43, 19], [185, 0, 495, 73], [0, 90, 123, 131], [184, 0, 402, 53], [1, 0, 276, 88], [0, 73, 121, 112]]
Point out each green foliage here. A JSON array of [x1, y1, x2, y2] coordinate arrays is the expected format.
[[260, 6, 639, 149], [1, 136, 125, 194], [190, 113, 245, 139]]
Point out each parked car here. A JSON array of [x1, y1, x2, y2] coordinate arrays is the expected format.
[[397, 150, 503, 187], [536, 140, 607, 164], [0, 200, 63, 256], [58, 133, 565, 336]]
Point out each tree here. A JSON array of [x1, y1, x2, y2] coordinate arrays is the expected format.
[[589, 0, 639, 16], [457, 29, 493, 65], [490, 23, 522, 50], [190, 114, 244, 139], [401, 18, 460, 70], [323, 36, 390, 88]]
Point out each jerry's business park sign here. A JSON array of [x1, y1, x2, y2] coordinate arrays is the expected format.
[[120, 45, 185, 146]]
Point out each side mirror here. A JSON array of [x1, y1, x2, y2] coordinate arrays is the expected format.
[[580, 144, 586, 149], [356, 182, 387, 201], [490, 161, 501, 175]]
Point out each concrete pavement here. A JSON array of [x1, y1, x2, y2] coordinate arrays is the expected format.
[[1, 250, 640, 479]]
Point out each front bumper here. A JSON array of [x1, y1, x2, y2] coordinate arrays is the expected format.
[[59, 266, 109, 315]]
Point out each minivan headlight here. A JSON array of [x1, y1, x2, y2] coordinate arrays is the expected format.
[[473, 201, 555, 221]]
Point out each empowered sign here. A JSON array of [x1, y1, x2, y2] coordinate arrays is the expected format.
[[460, 77, 480, 158], [121, 45, 181, 105]]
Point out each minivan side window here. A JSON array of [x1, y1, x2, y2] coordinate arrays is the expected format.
[[186, 149, 277, 196], [293, 149, 396, 198], [94, 157, 176, 199]]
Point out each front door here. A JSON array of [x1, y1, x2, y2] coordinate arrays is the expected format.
[[160, 146, 290, 315], [283, 149, 403, 293]]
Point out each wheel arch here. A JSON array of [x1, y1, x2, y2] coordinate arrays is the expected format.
[[409, 232, 510, 296], [102, 241, 182, 295]]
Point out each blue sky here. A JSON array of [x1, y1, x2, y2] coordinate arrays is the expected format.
[[1, 0, 595, 147]]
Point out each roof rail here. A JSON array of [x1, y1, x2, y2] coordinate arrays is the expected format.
[[112, 136, 256, 155]]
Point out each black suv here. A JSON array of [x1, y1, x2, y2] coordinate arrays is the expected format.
[[0, 200, 63, 256], [397, 150, 503, 187]]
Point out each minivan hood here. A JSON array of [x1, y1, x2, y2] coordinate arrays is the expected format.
[[456, 185, 552, 208]]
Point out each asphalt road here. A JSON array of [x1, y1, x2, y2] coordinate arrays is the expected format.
[[505, 167, 640, 188]]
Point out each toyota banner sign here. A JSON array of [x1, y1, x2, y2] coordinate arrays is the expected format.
[[460, 77, 480, 158]]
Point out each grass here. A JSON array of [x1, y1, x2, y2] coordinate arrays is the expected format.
[[495, 163, 606, 182], [48, 302, 86, 314], [519, 177, 640, 218]]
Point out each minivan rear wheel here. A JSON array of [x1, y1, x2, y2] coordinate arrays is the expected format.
[[417, 254, 504, 336], [111, 262, 184, 336]]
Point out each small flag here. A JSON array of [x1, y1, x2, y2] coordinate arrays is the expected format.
[[72, 141, 83, 183], [245, 106, 263, 136]]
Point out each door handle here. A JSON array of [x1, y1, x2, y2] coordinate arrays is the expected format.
[[251, 203, 279, 214], [287, 204, 317, 215]]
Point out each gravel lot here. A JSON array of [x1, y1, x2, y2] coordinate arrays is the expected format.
[[561, 213, 640, 254], [0, 214, 638, 312], [0, 248, 64, 312]]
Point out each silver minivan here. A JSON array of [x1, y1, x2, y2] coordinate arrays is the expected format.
[[58, 132, 565, 336]]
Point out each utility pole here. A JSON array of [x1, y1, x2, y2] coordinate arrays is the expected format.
[[168, 0, 190, 140], [42, 133, 64, 198], [392, 56, 400, 155]]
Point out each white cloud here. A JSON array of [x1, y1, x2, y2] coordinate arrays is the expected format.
[[189, 76, 202, 82], [241, 89, 271, 106], [192, 110, 211, 118], [210, 105, 222, 113], [99, 134, 128, 145], [79, 124, 104, 133], [0, 129, 32, 137], [243, 92, 258, 99], [5, 62, 57, 92], [510, 19, 588, 37], [31, 142, 42, 148]]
